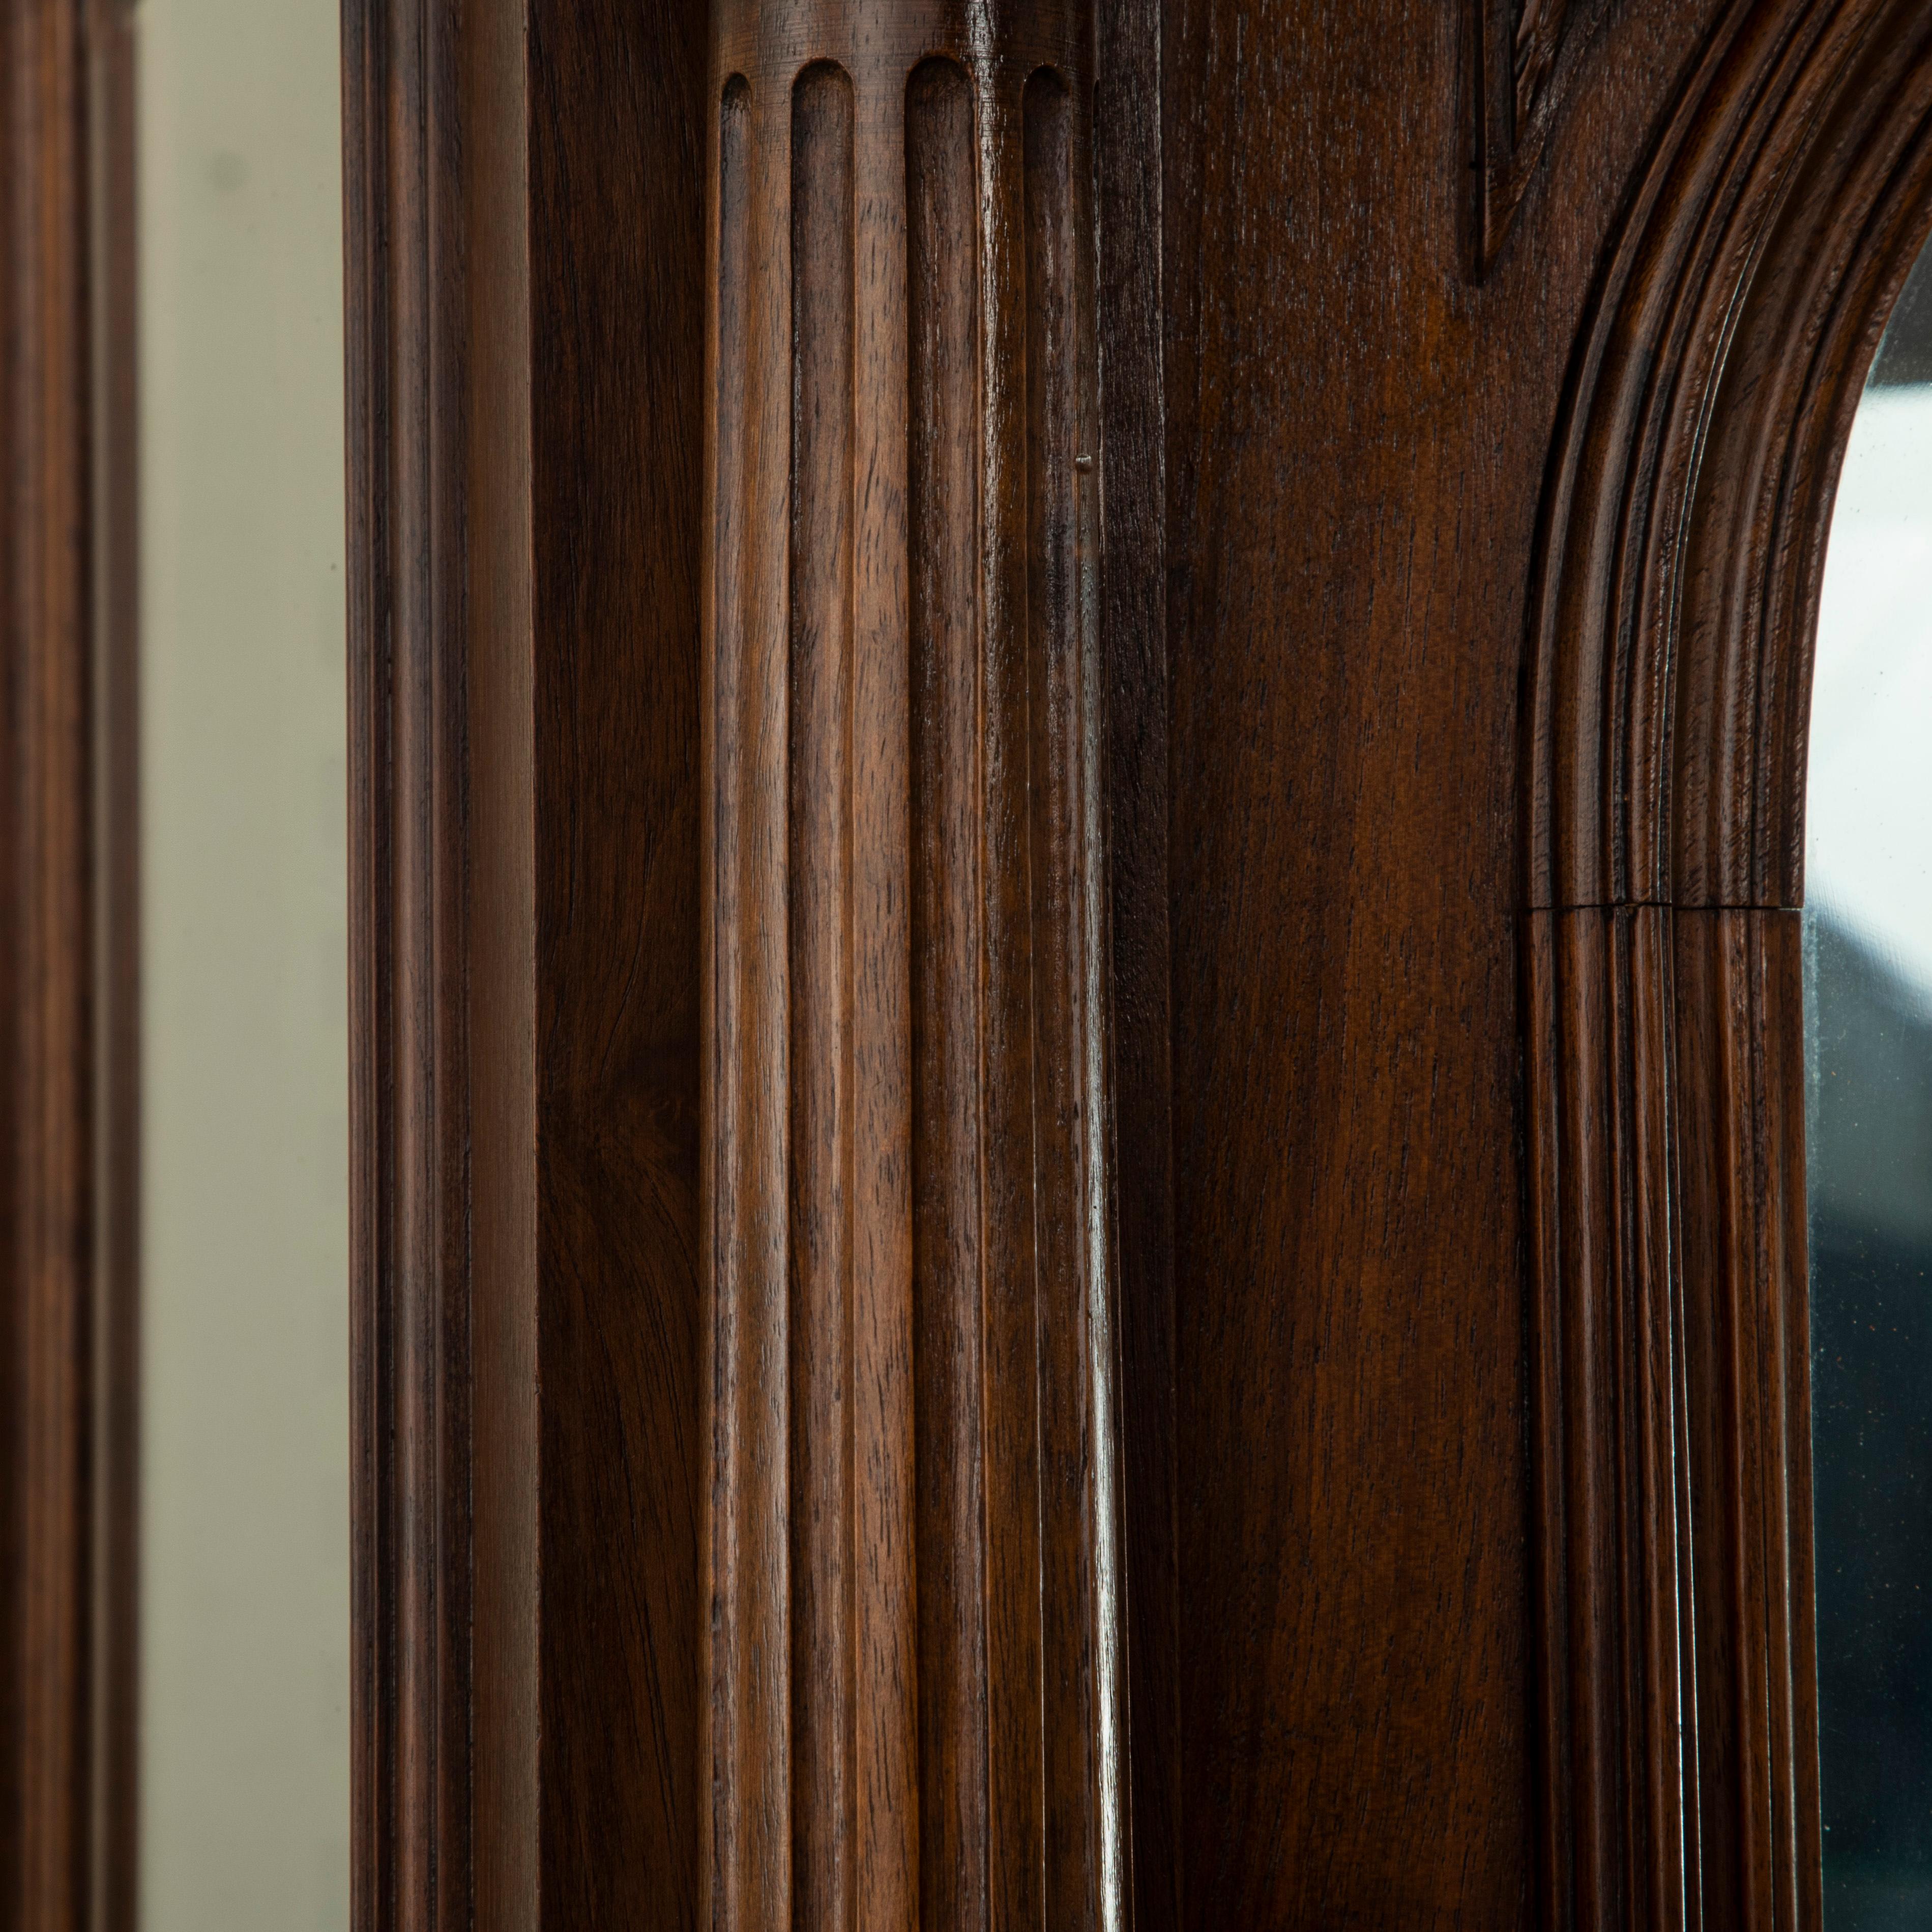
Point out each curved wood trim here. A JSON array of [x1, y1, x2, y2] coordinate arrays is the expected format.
[[1524, 1, 1932, 1922], [703, 5, 1127, 1925], [1526, 0, 1932, 916]]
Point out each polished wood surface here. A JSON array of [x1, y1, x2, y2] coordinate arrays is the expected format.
[[1518, 4, 1932, 1922], [0, 3, 139, 1925], [329, 0, 1932, 1924], [1157, 0, 1716, 1917], [344, 1, 708, 1925], [704, 6, 1124, 1926]]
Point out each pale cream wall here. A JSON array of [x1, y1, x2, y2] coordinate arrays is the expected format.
[[137, 2, 348, 1924]]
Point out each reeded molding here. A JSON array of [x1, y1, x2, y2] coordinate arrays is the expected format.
[[1523, 1, 1932, 1924], [702, 6, 1126, 1927], [1526, 0, 1932, 914]]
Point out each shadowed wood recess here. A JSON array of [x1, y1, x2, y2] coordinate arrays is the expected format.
[[345, 0, 708, 1925], [704, 5, 1126, 1927], [1472, 0, 1614, 271], [0, 2, 139, 1925], [1523, 0, 1932, 1923]]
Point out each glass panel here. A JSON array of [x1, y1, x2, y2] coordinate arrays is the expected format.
[[1806, 235, 1932, 1927], [137, 3, 348, 1925]]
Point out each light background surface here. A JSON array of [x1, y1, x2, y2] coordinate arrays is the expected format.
[[1808, 383, 1932, 998], [137, 2, 349, 1923]]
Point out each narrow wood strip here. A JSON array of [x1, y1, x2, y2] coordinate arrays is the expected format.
[[1021, 64, 1124, 1931], [787, 59, 856, 1932], [462, 0, 536, 1920], [1524, 913, 1573, 1930], [1557, 914, 1615, 1932], [977, 57, 1047, 1929], [705, 67, 793, 1932], [1625, 907, 1690, 1932], [849, 55, 918, 1926], [1094, 0, 1179, 1912], [1711, 913, 1771, 1928], [3, 3, 100, 1921], [908, 54, 989, 1932], [1528, 909, 1695, 1932], [88, 10, 140, 1924]]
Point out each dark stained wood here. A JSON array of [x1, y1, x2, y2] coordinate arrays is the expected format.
[[0, 2, 139, 1923], [1514, 3, 1932, 1924], [704, 5, 1125, 1927], [344, 1, 707, 1925], [1523, 907, 1693, 1931], [1472, 0, 1616, 273], [1527, 0, 1932, 915], [1094, 0, 1178, 1922], [1157, 0, 1709, 1923], [332, 0, 1932, 1921], [1514, 0, 1932, 1916], [527, 4, 708, 1923], [1672, 910, 1818, 1932]]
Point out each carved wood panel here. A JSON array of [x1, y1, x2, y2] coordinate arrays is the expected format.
[[705, 7, 1126, 1925]]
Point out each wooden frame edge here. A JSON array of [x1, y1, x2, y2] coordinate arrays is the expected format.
[[1522, 0, 1932, 1921], [2, 1, 140, 1922], [344, 1, 538, 1925]]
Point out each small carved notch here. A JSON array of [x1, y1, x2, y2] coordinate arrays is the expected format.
[[1473, 0, 1611, 273]]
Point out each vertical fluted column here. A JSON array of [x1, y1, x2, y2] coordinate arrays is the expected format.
[[702, 5, 1121, 1927]]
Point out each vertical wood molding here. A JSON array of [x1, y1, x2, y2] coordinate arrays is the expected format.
[[1, 2, 138, 1923], [344, 2, 538, 1923], [704, 6, 1125, 1925], [1673, 910, 1817, 1932], [344, 2, 483, 1921], [347, 0, 710, 1922], [1524, 908, 1695, 1930], [1092, 0, 1176, 1920]]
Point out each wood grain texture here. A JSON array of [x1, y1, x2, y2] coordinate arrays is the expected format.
[[1526, 0, 1932, 914], [1523, 909, 1694, 1932], [1094, 0, 1177, 1921], [344, 0, 707, 1924], [704, 7, 1124, 1927], [0, 2, 138, 1924], [1514, 3, 1932, 1923], [526, 2, 707, 1921], [1158, 0, 1722, 1922], [1473, 0, 1616, 272], [1672, 910, 1817, 1932]]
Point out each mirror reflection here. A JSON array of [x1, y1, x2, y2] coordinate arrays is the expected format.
[[1806, 232, 1932, 1927], [137, 1, 347, 1924]]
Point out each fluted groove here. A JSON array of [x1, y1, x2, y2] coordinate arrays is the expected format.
[[706, 8, 1116, 1928], [707, 64, 792, 1932], [907, 54, 989, 1932]]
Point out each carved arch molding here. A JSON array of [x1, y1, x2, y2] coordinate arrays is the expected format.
[[1523, 0, 1932, 1925]]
